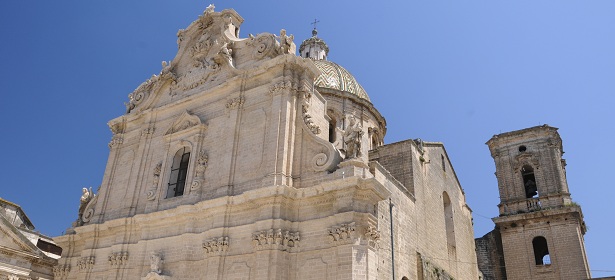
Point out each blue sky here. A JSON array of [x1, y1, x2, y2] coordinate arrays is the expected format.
[[1, 1, 613, 276]]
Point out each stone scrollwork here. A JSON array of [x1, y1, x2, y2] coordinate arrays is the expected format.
[[253, 33, 278, 59], [203, 236, 229, 256], [252, 229, 300, 251], [77, 256, 95, 271], [77, 187, 97, 225], [108, 252, 129, 267], [312, 153, 329, 170], [328, 222, 356, 245]]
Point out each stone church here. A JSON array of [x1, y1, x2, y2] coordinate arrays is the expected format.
[[48, 5, 599, 280]]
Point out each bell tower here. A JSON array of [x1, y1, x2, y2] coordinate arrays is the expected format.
[[487, 125, 590, 280]]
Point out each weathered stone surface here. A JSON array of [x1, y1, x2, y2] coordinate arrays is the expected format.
[[53, 5, 480, 280]]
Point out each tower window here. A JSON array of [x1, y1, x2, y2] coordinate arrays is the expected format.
[[522, 165, 538, 198], [532, 236, 551, 265], [167, 147, 191, 198], [519, 145, 527, 152]]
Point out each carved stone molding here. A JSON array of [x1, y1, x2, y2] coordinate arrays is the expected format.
[[203, 236, 229, 256], [226, 97, 245, 110], [302, 105, 321, 135], [269, 80, 294, 95], [328, 222, 356, 245], [514, 152, 540, 172], [108, 135, 124, 148], [53, 264, 71, 279], [108, 252, 129, 267], [77, 256, 95, 271], [252, 229, 300, 251], [142, 126, 156, 137]]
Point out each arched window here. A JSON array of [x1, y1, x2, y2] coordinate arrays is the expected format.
[[167, 147, 191, 198], [522, 165, 538, 198], [443, 192, 456, 249], [328, 117, 336, 143], [532, 236, 550, 265]]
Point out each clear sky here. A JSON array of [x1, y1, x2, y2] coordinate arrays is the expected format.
[[1, 0, 613, 277]]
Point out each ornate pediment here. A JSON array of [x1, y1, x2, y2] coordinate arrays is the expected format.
[[514, 152, 540, 171], [124, 5, 298, 114], [165, 111, 205, 136]]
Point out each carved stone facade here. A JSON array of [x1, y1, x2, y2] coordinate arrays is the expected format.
[[54, 5, 480, 280]]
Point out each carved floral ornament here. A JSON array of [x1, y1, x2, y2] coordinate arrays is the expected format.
[[108, 252, 129, 266], [203, 236, 229, 255], [328, 222, 356, 244], [53, 265, 71, 278], [252, 229, 300, 251], [226, 97, 245, 109], [77, 256, 95, 271]]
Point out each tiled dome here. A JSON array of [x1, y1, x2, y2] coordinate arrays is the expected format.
[[312, 60, 370, 102]]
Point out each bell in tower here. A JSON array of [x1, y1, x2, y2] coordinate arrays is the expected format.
[[485, 125, 591, 280]]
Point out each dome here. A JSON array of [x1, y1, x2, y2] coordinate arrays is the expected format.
[[312, 60, 370, 102]]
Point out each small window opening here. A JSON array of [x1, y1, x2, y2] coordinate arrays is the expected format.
[[443, 192, 456, 249], [522, 165, 538, 198], [519, 145, 527, 152], [328, 118, 336, 143], [167, 147, 190, 198], [532, 236, 550, 265]]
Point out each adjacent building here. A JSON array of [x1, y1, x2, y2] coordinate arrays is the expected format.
[[0, 198, 61, 280]]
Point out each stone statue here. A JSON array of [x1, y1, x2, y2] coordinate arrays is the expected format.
[[343, 117, 363, 159], [204, 4, 215, 14], [150, 252, 163, 274], [279, 29, 294, 54], [78, 187, 93, 219], [213, 42, 233, 67]]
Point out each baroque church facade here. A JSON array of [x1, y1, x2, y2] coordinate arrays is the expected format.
[[48, 5, 599, 280]]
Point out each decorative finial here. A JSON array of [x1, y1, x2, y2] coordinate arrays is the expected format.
[[310, 19, 320, 37], [204, 4, 215, 14]]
